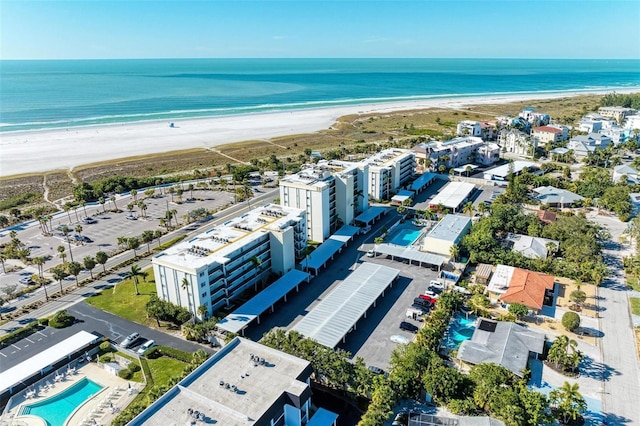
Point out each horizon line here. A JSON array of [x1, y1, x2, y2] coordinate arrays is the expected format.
[[1, 56, 640, 61]]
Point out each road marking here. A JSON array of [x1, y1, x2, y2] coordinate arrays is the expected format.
[[36, 331, 48, 338], [25, 337, 34, 343], [24, 344, 29, 348], [11, 344, 21, 351], [0, 352, 6, 357]]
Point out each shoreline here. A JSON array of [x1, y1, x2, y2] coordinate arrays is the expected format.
[[2, 88, 638, 178]]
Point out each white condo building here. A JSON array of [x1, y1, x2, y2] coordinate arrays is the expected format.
[[364, 148, 415, 201], [152, 204, 306, 318], [414, 137, 500, 168], [279, 160, 369, 242]]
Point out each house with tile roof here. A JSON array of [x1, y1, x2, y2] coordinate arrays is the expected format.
[[500, 268, 556, 312], [566, 133, 612, 159], [532, 125, 568, 146], [536, 209, 557, 224]]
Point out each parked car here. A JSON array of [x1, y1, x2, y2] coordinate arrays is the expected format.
[[120, 332, 140, 348], [413, 297, 432, 308], [399, 321, 419, 333], [125, 215, 137, 221], [418, 294, 437, 305], [426, 285, 443, 295], [366, 249, 375, 258], [390, 334, 411, 345], [19, 276, 34, 285], [368, 365, 386, 376], [429, 280, 445, 289], [137, 339, 155, 355], [82, 217, 97, 224]]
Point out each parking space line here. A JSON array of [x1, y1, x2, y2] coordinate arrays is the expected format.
[[11, 344, 21, 350], [0, 352, 6, 357], [37, 331, 48, 338], [25, 337, 34, 343]]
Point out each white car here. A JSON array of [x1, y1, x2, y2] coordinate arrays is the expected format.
[[390, 334, 411, 345], [366, 249, 375, 258], [137, 339, 155, 355], [120, 332, 139, 348]]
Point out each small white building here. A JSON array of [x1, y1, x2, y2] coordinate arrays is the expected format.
[[531, 125, 568, 146], [422, 214, 472, 256], [428, 181, 476, 212], [456, 120, 482, 137], [598, 106, 637, 123], [613, 164, 640, 184], [483, 161, 535, 181], [567, 133, 612, 159], [505, 233, 558, 260]]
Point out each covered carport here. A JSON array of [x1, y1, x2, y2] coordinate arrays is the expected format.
[[216, 269, 311, 336], [300, 239, 344, 276], [354, 206, 389, 226], [373, 243, 446, 270], [329, 225, 360, 246], [0, 331, 99, 400], [409, 172, 437, 193], [291, 263, 400, 348]]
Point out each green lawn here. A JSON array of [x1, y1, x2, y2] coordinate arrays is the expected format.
[[631, 297, 640, 316], [86, 268, 156, 326], [627, 277, 640, 292], [147, 356, 187, 386]]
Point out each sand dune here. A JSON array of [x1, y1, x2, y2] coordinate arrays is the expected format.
[[0, 90, 633, 177]]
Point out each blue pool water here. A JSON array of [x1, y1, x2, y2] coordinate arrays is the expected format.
[[442, 314, 476, 352], [390, 228, 422, 246], [20, 378, 103, 426]]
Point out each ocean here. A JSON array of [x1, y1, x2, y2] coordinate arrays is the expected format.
[[1, 58, 639, 133]]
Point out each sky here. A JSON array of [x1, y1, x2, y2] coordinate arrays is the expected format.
[[1, 0, 639, 60]]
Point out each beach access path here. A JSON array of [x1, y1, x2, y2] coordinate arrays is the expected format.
[[1, 90, 628, 177]]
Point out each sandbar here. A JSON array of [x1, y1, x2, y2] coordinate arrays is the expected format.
[[0, 89, 637, 178]]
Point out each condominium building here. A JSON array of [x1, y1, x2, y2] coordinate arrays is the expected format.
[[414, 136, 499, 169], [456, 120, 482, 137], [129, 337, 338, 426], [499, 129, 537, 157], [279, 160, 369, 242], [152, 204, 306, 318], [364, 148, 415, 201], [598, 106, 637, 123]]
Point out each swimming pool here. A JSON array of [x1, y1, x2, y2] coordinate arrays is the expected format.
[[390, 228, 422, 246], [441, 314, 476, 352], [20, 378, 103, 426]]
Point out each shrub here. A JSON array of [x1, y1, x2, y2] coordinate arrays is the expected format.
[[99, 341, 113, 352], [38, 318, 49, 326], [508, 303, 529, 320], [99, 353, 113, 363], [128, 362, 141, 373], [562, 312, 580, 331], [118, 368, 133, 380], [157, 345, 193, 363], [144, 347, 162, 359], [49, 310, 75, 328]]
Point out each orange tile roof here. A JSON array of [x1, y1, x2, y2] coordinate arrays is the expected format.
[[533, 126, 563, 134], [500, 268, 555, 310], [537, 210, 557, 224]]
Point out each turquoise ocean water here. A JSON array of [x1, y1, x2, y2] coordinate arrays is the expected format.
[[1, 58, 639, 133]]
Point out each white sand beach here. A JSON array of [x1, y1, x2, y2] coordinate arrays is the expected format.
[[0, 89, 635, 177]]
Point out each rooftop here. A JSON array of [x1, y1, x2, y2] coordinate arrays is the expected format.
[[533, 186, 583, 205], [292, 263, 400, 348], [129, 337, 314, 426], [152, 203, 304, 271], [533, 126, 563, 133], [500, 268, 555, 310], [429, 181, 475, 209], [426, 214, 472, 243], [487, 264, 515, 294], [483, 161, 535, 179], [457, 319, 545, 377], [505, 233, 558, 260], [363, 148, 413, 169], [279, 166, 335, 188]]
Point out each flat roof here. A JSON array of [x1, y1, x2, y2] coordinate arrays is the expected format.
[[329, 225, 360, 243], [300, 239, 344, 271], [429, 181, 475, 209], [292, 263, 400, 348], [487, 264, 515, 294], [426, 214, 472, 242], [129, 337, 314, 426], [153, 203, 304, 271], [307, 408, 339, 426], [0, 331, 98, 394], [216, 269, 310, 334], [410, 173, 437, 191], [355, 206, 389, 224], [453, 164, 478, 173], [373, 243, 447, 267], [484, 161, 535, 179]]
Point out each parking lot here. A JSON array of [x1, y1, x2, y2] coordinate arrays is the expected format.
[[0, 188, 236, 288]]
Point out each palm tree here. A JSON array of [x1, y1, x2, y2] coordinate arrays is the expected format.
[[33, 256, 48, 300], [188, 183, 195, 201], [110, 195, 118, 212], [141, 230, 154, 253], [550, 382, 586, 425], [83, 255, 96, 279], [125, 264, 143, 295], [95, 251, 108, 272], [52, 265, 69, 295], [450, 244, 460, 261], [67, 261, 82, 287], [463, 201, 475, 217], [74, 224, 83, 243], [168, 186, 176, 203], [154, 230, 163, 247], [197, 304, 208, 320], [130, 189, 138, 202], [60, 225, 74, 262], [0, 251, 6, 274], [138, 201, 147, 218], [57, 245, 67, 264], [80, 200, 88, 218], [127, 236, 141, 257], [181, 277, 193, 317], [64, 203, 72, 224], [98, 196, 106, 213]]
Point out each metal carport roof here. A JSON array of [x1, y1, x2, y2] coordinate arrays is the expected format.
[[291, 263, 400, 348], [300, 239, 344, 271], [355, 206, 389, 224], [216, 269, 310, 334], [375, 243, 446, 267]]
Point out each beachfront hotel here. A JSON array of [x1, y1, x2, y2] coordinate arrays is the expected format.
[[128, 337, 338, 426], [279, 159, 369, 242], [152, 204, 306, 318], [363, 148, 415, 201]]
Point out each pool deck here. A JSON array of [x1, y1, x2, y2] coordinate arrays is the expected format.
[[6, 363, 140, 426]]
